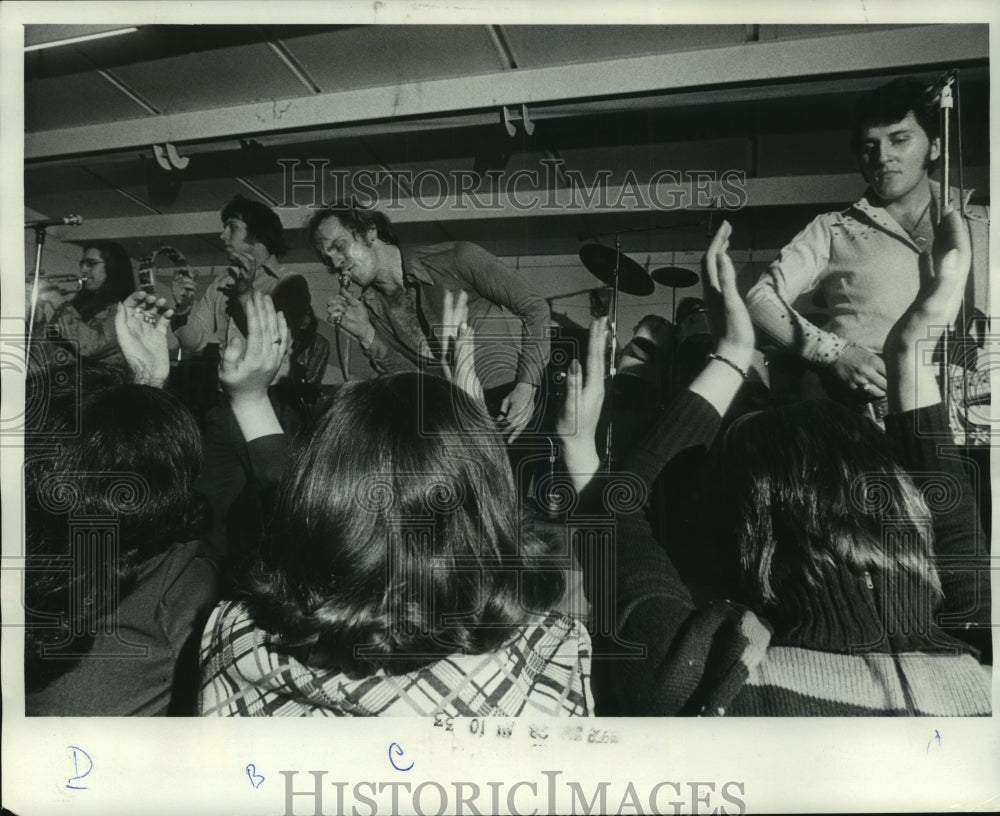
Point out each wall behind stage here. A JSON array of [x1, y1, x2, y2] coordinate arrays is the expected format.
[[27, 236, 777, 386]]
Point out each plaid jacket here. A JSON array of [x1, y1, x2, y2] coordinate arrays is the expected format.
[[199, 600, 593, 717]]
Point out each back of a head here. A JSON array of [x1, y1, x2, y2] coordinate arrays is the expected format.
[[713, 401, 941, 621], [246, 372, 563, 677], [24, 364, 205, 690], [26, 364, 204, 563]]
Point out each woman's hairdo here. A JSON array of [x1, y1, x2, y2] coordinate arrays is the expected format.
[[243, 372, 563, 677], [713, 400, 941, 619], [24, 364, 205, 691]]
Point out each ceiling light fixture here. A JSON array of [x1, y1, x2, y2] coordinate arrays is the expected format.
[[24, 27, 139, 52]]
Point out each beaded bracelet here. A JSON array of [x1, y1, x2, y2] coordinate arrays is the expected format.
[[707, 352, 749, 380]]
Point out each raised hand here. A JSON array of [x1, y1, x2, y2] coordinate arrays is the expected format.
[[440, 289, 485, 404], [691, 222, 755, 415], [702, 221, 755, 360], [115, 291, 175, 388], [229, 250, 259, 282], [891, 207, 971, 349], [885, 208, 971, 413], [219, 291, 290, 403], [555, 316, 608, 489]]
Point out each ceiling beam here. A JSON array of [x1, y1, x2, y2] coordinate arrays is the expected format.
[[26, 25, 986, 161], [56, 170, 993, 242], [25, 67, 989, 171]]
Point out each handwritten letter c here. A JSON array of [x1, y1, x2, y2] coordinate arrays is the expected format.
[[388, 742, 414, 772]]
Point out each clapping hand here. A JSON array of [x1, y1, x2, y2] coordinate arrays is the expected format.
[[690, 222, 755, 414], [219, 291, 290, 403], [889, 207, 971, 351], [115, 292, 175, 388], [554, 316, 608, 489], [701, 221, 755, 358], [885, 207, 971, 413], [440, 289, 485, 405]]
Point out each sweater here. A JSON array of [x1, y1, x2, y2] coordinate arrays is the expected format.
[[581, 392, 992, 716]]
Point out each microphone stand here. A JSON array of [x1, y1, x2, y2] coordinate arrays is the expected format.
[[604, 235, 622, 472], [937, 72, 956, 434], [333, 273, 352, 382], [25, 216, 83, 357], [25, 225, 49, 353]]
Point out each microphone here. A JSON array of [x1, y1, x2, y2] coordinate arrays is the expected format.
[[25, 214, 84, 229], [333, 273, 352, 327], [924, 70, 957, 105]]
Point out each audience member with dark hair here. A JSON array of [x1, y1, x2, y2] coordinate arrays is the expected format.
[[24, 294, 218, 715], [28, 240, 136, 363], [170, 194, 293, 356], [560, 213, 990, 716], [199, 292, 592, 716]]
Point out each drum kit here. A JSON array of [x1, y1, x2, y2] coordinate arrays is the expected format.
[[576, 236, 703, 468]]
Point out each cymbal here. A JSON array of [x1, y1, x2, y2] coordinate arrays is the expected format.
[[578, 244, 654, 296], [651, 266, 699, 288]]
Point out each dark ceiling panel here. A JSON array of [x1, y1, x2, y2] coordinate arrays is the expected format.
[[284, 25, 501, 93], [111, 43, 308, 114], [25, 74, 151, 131], [505, 25, 745, 68], [24, 25, 355, 80]]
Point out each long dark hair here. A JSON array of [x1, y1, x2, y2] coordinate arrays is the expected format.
[[242, 372, 564, 678], [713, 401, 941, 622], [24, 364, 206, 691], [73, 241, 135, 321]]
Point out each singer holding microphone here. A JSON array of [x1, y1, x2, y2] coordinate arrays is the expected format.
[[307, 201, 551, 443], [28, 240, 135, 364]]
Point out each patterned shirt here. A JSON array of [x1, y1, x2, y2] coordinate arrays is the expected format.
[[747, 183, 988, 362], [199, 601, 593, 717]]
